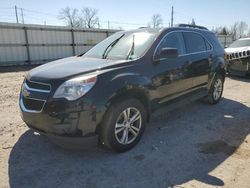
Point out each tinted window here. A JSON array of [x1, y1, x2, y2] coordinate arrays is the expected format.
[[156, 32, 185, 56], [183, 32, 207, 53], [205, 40, 212, 50]]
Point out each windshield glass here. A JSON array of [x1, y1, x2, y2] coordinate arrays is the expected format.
[[229, 39, 250, 48], [84, 31, 157, 60]]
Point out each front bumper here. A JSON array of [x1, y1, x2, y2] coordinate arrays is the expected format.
[[19, 96, 101, 149], [227, 58, 250, 75], [29, 126, 98, 150]]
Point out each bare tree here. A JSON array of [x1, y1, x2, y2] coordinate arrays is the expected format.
[[238, 21, 248, 38], [228, 22, 248, 39], [229, 22, 239, 40], [212, 26, 223, 35], [80, 7, 100, 28], [151, 14, 163, 28], [58, 7, 81, 27], [191, 18, 196, 26], [221, 27, 228, 35]]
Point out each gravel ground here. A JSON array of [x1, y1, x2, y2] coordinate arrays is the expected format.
[[0, 69, 250, 188]]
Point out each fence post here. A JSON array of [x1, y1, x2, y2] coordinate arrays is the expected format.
[[224, 35, 227, 48], [23, 27, 31, 65], [71, 28, 76, 56]]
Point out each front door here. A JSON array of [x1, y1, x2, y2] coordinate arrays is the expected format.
[[151, 31, 193, 104]]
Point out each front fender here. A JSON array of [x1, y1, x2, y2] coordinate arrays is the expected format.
[[93, 72, 151, 122], [99, 72, 151, 106]]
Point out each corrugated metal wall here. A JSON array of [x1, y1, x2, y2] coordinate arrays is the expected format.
[[0, 22, 118, 66]]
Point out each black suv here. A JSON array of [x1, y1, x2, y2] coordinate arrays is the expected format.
[[20, 24, 226, 152]]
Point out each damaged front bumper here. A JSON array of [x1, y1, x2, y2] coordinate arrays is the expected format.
[[19, 96, 100, 150]]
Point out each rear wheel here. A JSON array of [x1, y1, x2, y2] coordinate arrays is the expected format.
[[100, 98, 147, 152], [204, 74, 224, 104]]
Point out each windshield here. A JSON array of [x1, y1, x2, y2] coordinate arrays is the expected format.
[[84, 31, 157, 60], [229, 39, 250, 48]]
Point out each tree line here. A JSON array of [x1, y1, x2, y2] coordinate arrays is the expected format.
[[58, 6, 165, 29], [212, 21, 249, 40], [58, 7, 249, 40], [58, 7, 100, 28]]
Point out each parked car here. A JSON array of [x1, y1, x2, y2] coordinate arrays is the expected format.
[[19, 24, 226, 152], [225, 38, 250, 76]]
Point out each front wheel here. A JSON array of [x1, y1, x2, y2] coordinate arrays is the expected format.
[[100, 98, 147, 152], [204, 74, 224, 104]]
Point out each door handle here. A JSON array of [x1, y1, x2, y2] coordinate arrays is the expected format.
[[184, 60, 192, 66]]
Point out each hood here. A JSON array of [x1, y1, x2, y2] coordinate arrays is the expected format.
[[28, 56, 128, 81], [225, 46, 250, 53]]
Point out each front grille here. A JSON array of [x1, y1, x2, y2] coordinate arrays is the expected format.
[[21, 80, 51, 112], [22, 98, 45, 111], [26, 80, 51, 91]]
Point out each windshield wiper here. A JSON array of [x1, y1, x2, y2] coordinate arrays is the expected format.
[[102, 34, 125, 59], [127, 34, 135, 60]]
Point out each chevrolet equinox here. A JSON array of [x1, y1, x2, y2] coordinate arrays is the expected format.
[[20, 24, 226, 152]]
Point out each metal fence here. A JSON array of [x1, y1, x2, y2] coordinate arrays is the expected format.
[[0, 22, 118, 66], [0, 22, 235, 66]]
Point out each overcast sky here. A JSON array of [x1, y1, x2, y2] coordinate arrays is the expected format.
[[0, 0, 249, 30]]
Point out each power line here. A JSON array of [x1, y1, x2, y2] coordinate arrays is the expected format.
[[21, 8, 58, 17], [0, 7, 14, 10], [0, 6, 162, 29]]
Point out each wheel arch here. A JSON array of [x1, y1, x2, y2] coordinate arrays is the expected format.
[[95, 86, 151, 135], [208, 58, 226, 90]]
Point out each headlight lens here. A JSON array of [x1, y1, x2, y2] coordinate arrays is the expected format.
[[53, 74, 97, 101]]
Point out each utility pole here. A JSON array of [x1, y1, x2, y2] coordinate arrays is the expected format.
[[21, 8, 24, 24], [171, 6, 174, 27], [15, 5, 19, 24], [108, 20, 110, 29]]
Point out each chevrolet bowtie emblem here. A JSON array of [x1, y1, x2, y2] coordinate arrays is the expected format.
[[22, 87, 30, 98]]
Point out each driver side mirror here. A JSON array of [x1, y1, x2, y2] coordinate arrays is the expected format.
[[159, 48, 179, 59]]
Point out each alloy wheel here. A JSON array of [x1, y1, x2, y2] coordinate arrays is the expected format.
[[213, 78, 223, 101], [114, 107, 142, 145]]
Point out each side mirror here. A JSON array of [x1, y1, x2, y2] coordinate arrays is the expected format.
[[160, 48, 179, 59], [155, 48, 179, 61]]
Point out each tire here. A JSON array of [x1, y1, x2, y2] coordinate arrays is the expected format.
[[100, 98, 147, 153], [204, 74, 224, 104]]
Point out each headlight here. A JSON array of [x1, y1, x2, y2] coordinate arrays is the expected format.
[[53, 74, 97, 101]]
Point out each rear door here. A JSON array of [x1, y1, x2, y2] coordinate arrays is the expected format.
[[182, 32, 212, 88]]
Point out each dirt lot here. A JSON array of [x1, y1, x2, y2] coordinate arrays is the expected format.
[[0, 69, 250, 188]]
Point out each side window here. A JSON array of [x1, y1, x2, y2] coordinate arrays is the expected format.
[[156, 32, 185, 57], [183, 32, 207, 53], [205, 40, 212, 50]]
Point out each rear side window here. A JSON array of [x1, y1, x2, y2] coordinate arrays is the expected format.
[[205, 40, 212, 50], [156, 32, 185, 56], [183, 32, 207, 53]]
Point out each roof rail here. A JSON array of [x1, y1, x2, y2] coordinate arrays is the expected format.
[[176, 24, 208, 30], [138, 27, 150, 29]]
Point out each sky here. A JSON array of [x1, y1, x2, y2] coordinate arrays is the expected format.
[[0, 0, 250, 30]]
